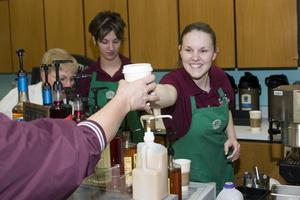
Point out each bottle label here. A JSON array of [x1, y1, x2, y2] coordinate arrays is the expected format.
[[241, 94, 251, 110], [12, 113, 23, 121], [124, 157, 133, 186]]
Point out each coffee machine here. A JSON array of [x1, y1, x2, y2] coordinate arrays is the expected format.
[[269, 85, 300, 184]]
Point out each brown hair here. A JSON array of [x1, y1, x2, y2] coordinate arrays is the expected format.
[[89, 11, 126, 43], [179, 22, 217, 51]]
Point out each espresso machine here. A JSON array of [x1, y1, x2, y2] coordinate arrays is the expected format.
[[269, 85, 300, 184]]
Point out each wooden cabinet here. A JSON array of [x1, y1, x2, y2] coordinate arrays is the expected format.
[[236, 0, 298, 68], [84, 0, 130, 61], [128, 0, 179, 70], [234, 141, 284, 185], [44, 0, 85, 55], [179, 0, 235, 69], [9, 0, 46, 73], [179, 0, 298, 69], [1, 0, 298, 73], [0, 1, 12, 73]]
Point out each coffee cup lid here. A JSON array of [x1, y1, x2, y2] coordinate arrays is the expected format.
[[122, 63, 153, 74]]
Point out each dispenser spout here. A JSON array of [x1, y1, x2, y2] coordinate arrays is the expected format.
[[144, 115, 172, 142]]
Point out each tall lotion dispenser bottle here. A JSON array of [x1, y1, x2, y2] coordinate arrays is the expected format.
[[132, 115, 172, 200]]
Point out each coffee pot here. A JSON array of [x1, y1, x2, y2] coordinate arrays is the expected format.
[[265, 74, 289, 119], [238, 72, 261, 111], [226, 73, 238, 112]]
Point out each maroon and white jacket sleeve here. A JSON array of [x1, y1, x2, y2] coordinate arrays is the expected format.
[[0, 113, 107, 200]]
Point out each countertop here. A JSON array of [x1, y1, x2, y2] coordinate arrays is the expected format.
[[234, 118, 282, 142]]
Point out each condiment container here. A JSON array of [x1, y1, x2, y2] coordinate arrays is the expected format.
[[132, 115, 172, 200]]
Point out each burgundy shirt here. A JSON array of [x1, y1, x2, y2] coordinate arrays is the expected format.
[[79, 53, 132, 99], [160, 66, 234, 140], [0, 113, 106, 200]]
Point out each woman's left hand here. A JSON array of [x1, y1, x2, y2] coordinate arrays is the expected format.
[[224, 138, 241, 162]]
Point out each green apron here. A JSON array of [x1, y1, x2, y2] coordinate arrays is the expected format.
[[173, 88, 234, 195], [88, 71, 144, 143]]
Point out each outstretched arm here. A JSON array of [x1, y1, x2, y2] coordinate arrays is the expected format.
[[150, 84, 178, 109]]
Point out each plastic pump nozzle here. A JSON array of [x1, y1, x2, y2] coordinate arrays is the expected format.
[[73, 74, 92, 100], [145, 115, 172, 142], [166, 131, 178, 156], [16, 49, 26, 77], [91, 87, 108, 114], [52, 60, 73, 91]]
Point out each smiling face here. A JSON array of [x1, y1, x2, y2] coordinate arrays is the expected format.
[[179, 30, 218, 82], [93, 30, 121, 62]]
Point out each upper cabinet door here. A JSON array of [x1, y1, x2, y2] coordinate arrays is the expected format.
[[10, 0, 46, 73], [128, 0, 179, 70], [236, 0, 298, 68], [179, 0, 235, 69], [84, 0, 129, 61], [0, 1, 12, 73], [44, 0, 85, 55]]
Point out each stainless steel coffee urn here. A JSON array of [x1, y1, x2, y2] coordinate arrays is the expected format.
[[238, 72, 261, 111], [269, 85, 300, 184]]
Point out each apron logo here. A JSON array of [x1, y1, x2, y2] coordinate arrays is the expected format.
[[212, 119, 221, 129], [106, 91, 115, 100]]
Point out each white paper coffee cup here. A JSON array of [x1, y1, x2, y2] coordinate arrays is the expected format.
[[174, 159, 191, 191], [122, 63, 153, 82], [249, 110, 262, 133]]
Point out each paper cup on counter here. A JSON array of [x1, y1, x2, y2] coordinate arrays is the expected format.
[[249, 110, 262, 132], [122, 63, 153, 82], [174, 159, 191, 191]]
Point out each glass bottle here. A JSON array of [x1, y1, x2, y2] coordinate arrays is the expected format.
[[110, 134, 124, 174], [123, 121, 137, 191], [42, 64, 52, 106], [63, 87, 72, 117], [167, 131, 182, 200], [12, 49, 30, 121], [50, 60, 72, 118], [71, 74, 92, 122]]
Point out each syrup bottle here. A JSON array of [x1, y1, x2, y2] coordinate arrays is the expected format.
[[167, 130, 182, 200], [110, 133, 124, 174], [63, 87, 72, 118], [12, 49, 30, 121], [50, 60, 72, 118], [42, 64, 52, 106], [72, 74, 92, 123], [91, 87, 111, 174]]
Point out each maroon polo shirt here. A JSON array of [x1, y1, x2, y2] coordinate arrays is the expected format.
[[160, 66, 234, 140]]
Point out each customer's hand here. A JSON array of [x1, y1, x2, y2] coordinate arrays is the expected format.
[[117, 75, 160, 114]]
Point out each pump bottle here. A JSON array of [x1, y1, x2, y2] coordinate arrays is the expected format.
[[167, 131, 182, 200], [42, 64, 52, 106], [63, 87, 72, 118], [90, 87, 108, 114], [12, 49, 30, 121], [121, 116, 140, 192], [91, 87, 111, 174], [50, 60, 72, 118], [132, 115, 172, 200], [72, 74, 92, 123]]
